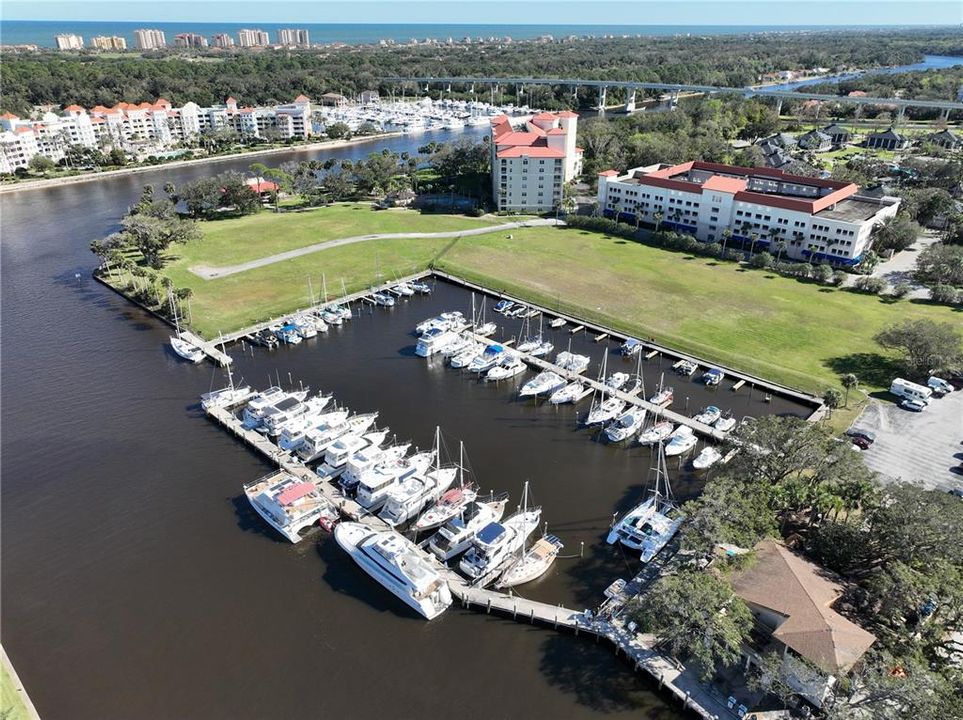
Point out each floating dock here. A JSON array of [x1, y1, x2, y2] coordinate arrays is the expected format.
[[205, 393, 725, 719]]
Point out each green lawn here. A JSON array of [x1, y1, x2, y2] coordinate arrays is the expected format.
[[1, 660, 30, 720], [169, 202, 506, 267], [435, 226, 960, 394]]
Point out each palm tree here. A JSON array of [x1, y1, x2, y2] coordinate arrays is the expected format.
[[773, 239, 788, 263], [653, 211, 664, 233], [720, 228, 733, 257], [748, 232, 759, 261], [842, 373, 859, 407]]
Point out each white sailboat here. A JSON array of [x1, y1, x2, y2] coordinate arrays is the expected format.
[[485, 353, 526, 381], [459, 486, 541, 587], [585, 353, 626, 425], [168, 286, 205, 363], [549, 381, 593, 405], [200, 342, 252, 409], [495, 483, 562, 589], [606, 443, 682, 562], [604, 408, 647, 443]]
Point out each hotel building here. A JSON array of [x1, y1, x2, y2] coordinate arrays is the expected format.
[[489, 111, 583, 213], [597, 161, 900, 266], [54, 34, 84, 51], [133, 29, 167, 50], [277, 28, 310, 47], [237, 29, 270, 47], [90, 35, 127, 51]]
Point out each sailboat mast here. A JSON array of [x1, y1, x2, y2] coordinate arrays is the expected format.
[[322, 273, 328, 305], [459, 441, 465, 488], [307, 276, 315, 306], [435, 426, 441, 473]]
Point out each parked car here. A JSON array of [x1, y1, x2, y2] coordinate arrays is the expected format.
[[948, 487, 963, 499], [947, 370, 963, 390], [845, 428, 876, 445], [900, 398, 927, 412], [850, 435, 873, 451], [928, 376, 954, 396]]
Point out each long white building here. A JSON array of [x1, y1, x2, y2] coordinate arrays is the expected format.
[[0, 94, 315, 173], [597, 161, 900, 267], [133, 29, 167, 50], [489, 111, 582, 213]]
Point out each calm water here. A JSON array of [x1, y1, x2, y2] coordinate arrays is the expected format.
[[1, 21, 873, 48], [0, 130, 809, 719], [762, 54, 963, 91]]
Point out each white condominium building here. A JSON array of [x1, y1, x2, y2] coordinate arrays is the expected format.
[[55, 34, 84, 50], [489, 111, 583, 212], [174, 33, 208, 49], [237, 28, 270, 47], [90, 36, 127, 51], [134, 29, 167, 50], [277, 28, 310, 47], [597, 161, 900, 267]]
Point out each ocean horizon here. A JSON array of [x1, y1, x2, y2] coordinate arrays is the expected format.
[[0, 20, 939, 48]]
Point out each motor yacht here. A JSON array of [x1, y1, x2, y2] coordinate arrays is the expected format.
[[468, 344, 505, 373], [410, 281, 432, 294], [250, 329, 279, 349], [703, 368, 724, 386], [242, 387, 309, 429], [335, 523, 452, 620], [274, 323, 303, 344], [692, 446, 723, 470], [664, 425, 697, 456], [493, 300, 514, 314], [714, 415, 737, 433], [439, 333, 474, 358], [282, 406, 349, 453], [416, 328, 459, 357], [620, 338, 643, 356], [428, 498, 508, 561], [314, 429, 389, 481], [319, 308, 342, 326], [243, 470, 334, 543], [338, 442, 411, 495], [394, 282, 415, 296], [415, 311, 464, 335], [371, 292, 395, 307], [450, 342, 485, 369], [294, 411, 377, 461], [520, 371, 567, 398], [693, 405, 722, 425], [605, 372, 631, 391], [549, 317, 566, 329], [291, 314, 321, 338], [379, 464, 457, 527], [485, 354, 526, 381], [262, 394, 328, 437], [355, 450, 435, 512], [605, 409, 647, 442], [459, 505, 541, 587], [673, 359, 698, 376]]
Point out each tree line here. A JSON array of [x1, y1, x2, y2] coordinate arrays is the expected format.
[[3, 29, 962, 117]]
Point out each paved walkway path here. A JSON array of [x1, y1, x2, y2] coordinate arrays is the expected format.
[[840, 229, 941, 299], [189, 218, 562, 279]]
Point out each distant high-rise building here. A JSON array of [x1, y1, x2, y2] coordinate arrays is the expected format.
[[55, 34, 84, 51], [134, 29, 167, 50], [237, 29, 270, 47], [174, 33, 208, 49], [210, 33, 235, 48], [277, 28, 310, 47], [90, 35, 127, 51]]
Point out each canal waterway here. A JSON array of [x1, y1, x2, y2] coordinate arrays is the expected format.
[[761, 54, 963, 92], [1, 128, 808, 720]]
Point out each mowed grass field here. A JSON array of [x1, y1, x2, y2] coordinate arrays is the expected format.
[[435, 226, 961, 393], [168, 202, 507, 267], [1, 661, 29, 720], [154, 203, 512, 334]]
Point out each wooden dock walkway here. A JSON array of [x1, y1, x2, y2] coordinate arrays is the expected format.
[[206, 395, 726, 719], [470, 331, 726, 442]]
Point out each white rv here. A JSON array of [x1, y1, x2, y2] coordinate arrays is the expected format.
[[889, 378, 932, 404]]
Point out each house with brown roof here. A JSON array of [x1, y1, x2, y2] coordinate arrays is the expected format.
[[729, 539, 876, 707]]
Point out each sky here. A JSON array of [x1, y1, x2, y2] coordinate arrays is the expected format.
[[4, 0, 962, 25]]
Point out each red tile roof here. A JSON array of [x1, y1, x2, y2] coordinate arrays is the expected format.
[[598, 169, 619, 177], [556, 110, 579, 118], [14, 127, 34, 134], [496, 131, 546, 147], [531, 111, 557, 121], [546, 127, 566, 135], [294, 94, 310, 103], [246, 178, 279, 193], [64, 104, 85, 113], [0, 112, 19, 120]]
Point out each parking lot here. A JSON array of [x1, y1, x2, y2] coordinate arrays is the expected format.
[[853, 389, 963, 493]]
